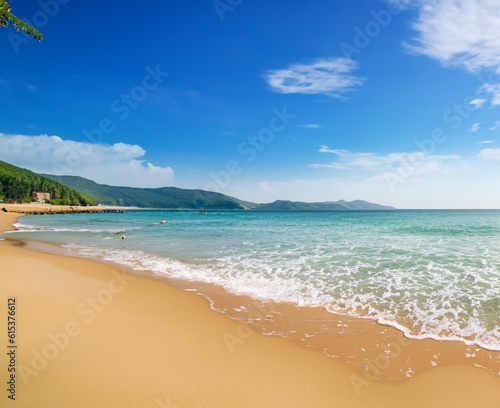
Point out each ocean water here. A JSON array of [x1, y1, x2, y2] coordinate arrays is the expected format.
[[6, 210, 500, 352]]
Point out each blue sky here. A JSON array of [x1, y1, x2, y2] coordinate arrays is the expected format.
[[1, 0, 500, 208]]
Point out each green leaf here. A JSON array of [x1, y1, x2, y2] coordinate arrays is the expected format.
[[0, 1, 43, 41]]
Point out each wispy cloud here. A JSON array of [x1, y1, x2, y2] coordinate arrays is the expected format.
[[313, 146, 462, 179], [469, 122, 481, 132], [0, 133, 174, 188], [470, 98, 487, 109], [263, 58, 364, 97], [478, 140, 495, 144], [489, 121, 500, 130], [480, 83, 500, 105], [231, 146, 500, 208], [299, 124, 323, 129], [395, 0, 500, 73], [478, 147, 500, 161]]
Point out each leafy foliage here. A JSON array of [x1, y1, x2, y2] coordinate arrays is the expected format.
[[0, 161, 97, 206], [0, 0, 43, 40]]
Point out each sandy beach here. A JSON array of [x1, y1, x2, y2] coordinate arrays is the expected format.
[[1, 209, 500, 407]]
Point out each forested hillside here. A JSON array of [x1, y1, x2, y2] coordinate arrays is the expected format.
[[0, 161, 97, 206], [43, 174, 245, 209]]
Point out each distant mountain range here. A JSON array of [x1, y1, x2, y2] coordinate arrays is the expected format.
[[43, 173, 395, 210], [251, 200, 395, 211]]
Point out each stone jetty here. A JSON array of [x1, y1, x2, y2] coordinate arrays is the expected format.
[[0, 204, 124, 215]]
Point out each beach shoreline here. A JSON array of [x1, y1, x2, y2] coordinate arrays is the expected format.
[[1, 208, 500, 407], [8, 233, 500, 383]]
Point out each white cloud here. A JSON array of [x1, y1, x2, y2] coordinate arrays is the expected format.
[[470, 98, 487, 109], [222, 146, 500, 208], [397, 0, 500, 72], [478, 147, 500, 160], [0, 133, 174, 188], [479, 140, 495, 144], [480, 83, 500, 105], [313, 146, 462, 179], [263, 58, 364, 96], [257, 181, 274, 192], [233, 171, 500, 209], [469, 122, 481, 132], [299, 124, 323, 129], [489, 121, 500, 130]]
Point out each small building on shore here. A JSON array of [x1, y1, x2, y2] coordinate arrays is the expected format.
[[32, 192, 51, 203]]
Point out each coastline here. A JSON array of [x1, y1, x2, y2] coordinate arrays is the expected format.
[[10, 234, 500, 383], [1, 210, 500, 407], [0, 203, 124, 214]]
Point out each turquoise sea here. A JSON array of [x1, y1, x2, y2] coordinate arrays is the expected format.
[[5, 210, 500, 351]]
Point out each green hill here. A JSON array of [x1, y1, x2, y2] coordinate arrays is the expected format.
[[0, 161, 97, 206], [42, 174, 245, 209], [41, 174, 395, 210], [253, 200, 395, 211]]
